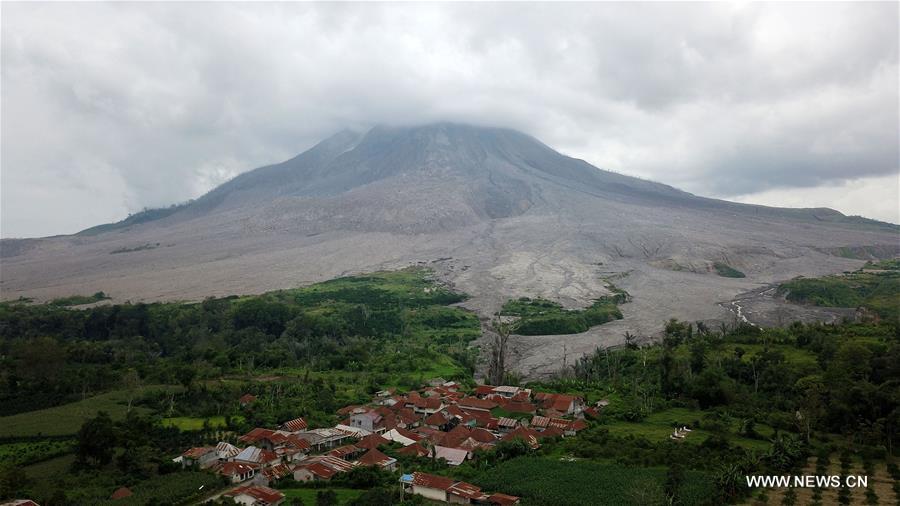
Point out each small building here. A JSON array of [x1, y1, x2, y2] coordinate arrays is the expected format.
[[383, 427, 425, 446], [180, 446, 217, 469], [110, 487, 133, 500], [216, 461, 257, 483], [280, 417, 308, 432], [239, 393, 257, 407], [224, 485, 285, 506], [348, 411, 383, 433], [432, 446, 469, 466], [357, 448, 397, 471]]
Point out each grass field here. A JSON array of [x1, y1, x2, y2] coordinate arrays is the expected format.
[[22, 453, 77, 483], [281, 488, 363, 504], [474, 456, 716, 505], [0, 386, 180, 437], [161, 415, 244, 431], [0, 439, 74, 467], [602, 407, 774, 452]]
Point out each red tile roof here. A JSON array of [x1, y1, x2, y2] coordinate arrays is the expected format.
[[357, 448, 394, 467], [327, 445, 360, 458], [503, 401, 536, 413], [216, 461, 257, 477], [424, 411, 449, 426], [458, 397, 498, 411], [239, 393, 257, 404], [181, 446, 213, 459], [411, 471, 455, 490], [110, 487, 133, 500], [413, 396, 443, 410], [301, 462, 337, 480], [570, 419, 588, 431], [261, 463, 292, 481], [397, 443, 430, 457], [395, 407, 420, 425], [355, 433, 390, 450], [501, 427, 541, 449], [475, 385, 496, 396], [470, 427, 497, 443], [448, 481, 486, 500], [488, 492, 522, 505], [239, 427, 275, 443], [226, 485, 285, 504], [281, 417, 308, 431]]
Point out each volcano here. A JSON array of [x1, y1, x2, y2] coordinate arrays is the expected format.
[[2, 123, 896, 377]]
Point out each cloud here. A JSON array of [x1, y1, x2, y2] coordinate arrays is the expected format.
[[1, 2, 897, 237]]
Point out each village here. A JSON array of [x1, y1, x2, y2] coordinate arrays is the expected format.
[[169, 380, 600, 505]]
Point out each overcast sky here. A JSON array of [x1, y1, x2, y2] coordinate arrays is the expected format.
[[2, 2, 898, 238]]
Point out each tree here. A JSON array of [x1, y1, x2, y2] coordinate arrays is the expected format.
[[122, 368, 142, 412], [664, 461, 684, 505], [75, 411, 117, 467], [316, 490, 338, 506]]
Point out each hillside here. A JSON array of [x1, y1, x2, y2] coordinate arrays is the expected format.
[[1, 122, 897, 378]]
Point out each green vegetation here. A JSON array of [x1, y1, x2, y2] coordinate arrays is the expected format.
[[778, 261, 899, 320], [2, 266, 897, 505], [0, 440, 74, 467], [102, 471, 222, 505], [281, 487, 363, 504], [500, 290, 625, 335], [713, 262, 745, 278], [161, 415, 244, 431], [109, 243, 159, 254], [0, 269, 483, 504], [474, 457, 716, 506], [48, 291, 109, 307], [0, 388, 170, 437]]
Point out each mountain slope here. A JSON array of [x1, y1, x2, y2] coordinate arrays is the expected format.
[[1, 122, 897, 378]]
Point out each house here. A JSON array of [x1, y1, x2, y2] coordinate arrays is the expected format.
[[233, 446, 280, 468], [457, 397, 498, 412], [327, 444, 363, 460], [224, 485, 285, 506], [293, 462, 338, 482], [408, 393, 444, 415], [216, 462, 257, 483], [257, 464, 292, 486], [432, 445, 469, 466], [348, 411, 383, 433], [400, 472, 455, 502], [501, 427, 541, 449], [239, 428, 279, 449], [393, 407, 421, 427], [239, 393, 257, 407], [399, 472, 492, 504], [534, 393, 584, 415], [474, 385, 497, 398], [491, 386, 529, 399], [424, 410, 453, 430], [292, 455, 355, 482], [498, 400, 536, 414], [216, 442, 242, 460], [383, 427, 424, 446], [294, 428, 353, 451], [488, 493, 522, 505], [397, 443, 430, 457], [357, 448, 397, 471], [279, 417, 308, 432], [110, 487, 133, 500], [355, 433, 391, 450], [180, 447, 217, 469], [496, 417, 519, 433]]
